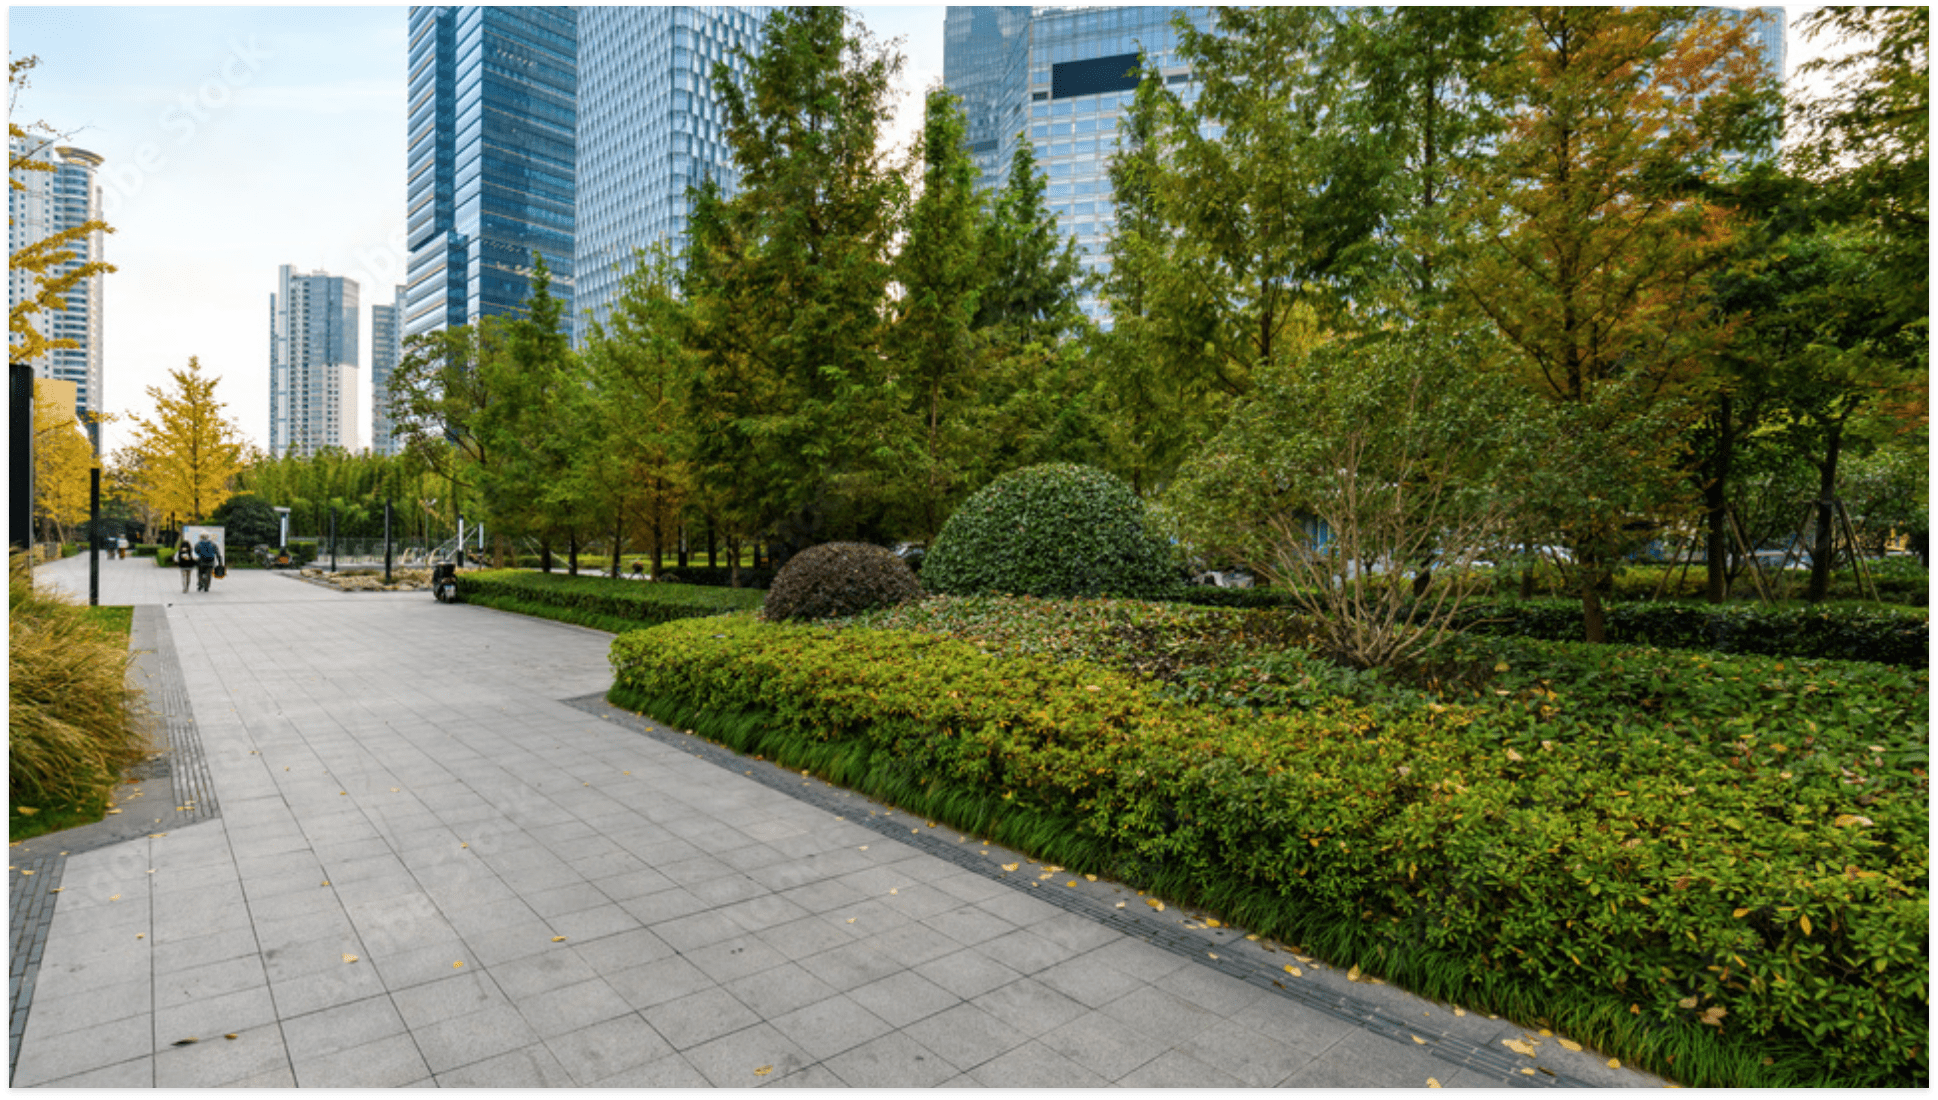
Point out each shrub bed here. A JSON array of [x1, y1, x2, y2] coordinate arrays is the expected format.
[[1452, 599, 1927, 668], [651, 565, 777, 590], [611, 604, 1927, 1088], [456, 569, 762, 632]]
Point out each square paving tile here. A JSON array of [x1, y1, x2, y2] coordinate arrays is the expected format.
[[900, 1002, 1029, 1072], [913, 947, 1026, 1001], [969, 976, 1089, 1037], [679, 1021, 814, 1088], [767, 992, 894, 1060], [268, 955, 391, 1017], [721, 961, 842, 1019], [586, 1051, 710, 1087], [152, 1020, 290, 1088], [488, 945, 601, 999], [276, 993, 407, 1061], [642, 987, 761, 1051], [1096, 983, 1225, 1045], [291, 1031, 433, 1087], [683, 933, 790, 985], [542, 1012, 676, 1085], [824, 1029, 958, 1087], [1115, 1046, 1246, 1087], [508, 976, 635, 1040], [1040, 1009, 1165, 1080], [12, 1012, 154, 1087], [567, 926, 673, 975], [845, 968, 961, 1029], [965, 1038, 1112, 1087], [409, 1001, 544, 1075], [1032, 953, 1149, 1008], [605, 954, 715, 1012]]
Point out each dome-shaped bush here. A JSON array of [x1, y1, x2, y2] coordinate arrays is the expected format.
[[761, 542, 924, 623], [922, 464, 1178, 598]]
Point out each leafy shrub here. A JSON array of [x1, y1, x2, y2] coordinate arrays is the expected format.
[[8, 552, 146, 811], [455, 569, 762, 632], [923, 463, 1177, 599], [612, 612, 1926, 1087], [1160, 584, 1304, 611], [762, 542, 922, 623], [1453, 599, 1927, 667], [210, 493, 283, 548]]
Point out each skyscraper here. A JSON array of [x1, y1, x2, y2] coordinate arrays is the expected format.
[[403, 6, 577, 341], [8, 133, 107, 426], [269, 266, 360, 457], [943, 7, 1031, 198], [947, 6, 1212, 319], [370, 284, 405, 456], [573, 6, 770, 346]]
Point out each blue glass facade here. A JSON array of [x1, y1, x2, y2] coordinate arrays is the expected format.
[[404, 6, 576, 340], [573, 6, 770, 346], [949, 6, 1211, 319], [942, 6, 1030, 198], [370, 285, 404, 456], [7, 136, 106, 422]]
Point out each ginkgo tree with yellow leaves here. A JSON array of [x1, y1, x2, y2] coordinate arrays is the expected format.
[[31, 382, 97, 544], [123, 358, 247, 524]]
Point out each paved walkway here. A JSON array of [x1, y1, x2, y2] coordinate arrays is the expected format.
[[11, 553, 1670, 1087]]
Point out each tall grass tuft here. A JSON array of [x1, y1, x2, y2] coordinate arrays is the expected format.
[[8, 551, 149, 808]]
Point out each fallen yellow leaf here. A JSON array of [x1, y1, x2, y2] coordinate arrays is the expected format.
[[342, 954, 359, 964], [1412, 1036, 1426, 1045], [1558, 1038, 1582, 1051], [1538, 1029, 1552, 1037], [1453, 1008, 1465, 1017], [15, 807, 37, 817], [1608, 1059, 1621, 1069], [1146, 898, 1165, 911], [552, 936, 567, 942], [1066, 881, 1077, 887], [224, 1033, 238, 1040], [754, 1066, 773, 1077], [1732, 907, 1750, 918], [1205, 919, 1221, 928], [109, 894, 120, 901], [18, 870, 31, 876], [1426, 1078, 1442, 1088], [889, 888, 898, 895], [1521, 1068, 1536, 1076], [453, 961, 464, 969], [1347, 965, 1362, 982], [1085, 874, 1097, 882], [1676, 995, 1698, 1010], [1800, 914, 1812, 935], [1503, 1039, 1536, 1057], [1002, 863, 1018, 872], [1283, 964, 1302, 977]]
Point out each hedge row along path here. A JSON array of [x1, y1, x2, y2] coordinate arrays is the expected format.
[[11, 555, 1668, 1087]]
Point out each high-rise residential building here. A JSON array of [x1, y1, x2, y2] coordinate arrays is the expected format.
[[404, 6, 577, 341], [8, 133, 107, 427], [573, 6, 770, 346], [269, 266, 360, 457], [369, 284, 405, 456]]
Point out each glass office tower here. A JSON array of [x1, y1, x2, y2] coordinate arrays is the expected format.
[[943, 6, 1031, 198], [369, 285, 404, 456], [573, 6, 770, 346], [404, 6, 576, 340], [270, 266, 360, 458], [948, 6, 1212, 319], [7, 134, 106, 424]]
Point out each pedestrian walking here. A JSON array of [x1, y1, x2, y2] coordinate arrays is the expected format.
[[173, 537, 196, 593], [194, 534, 223, 592], [117, 535, 129, 560]]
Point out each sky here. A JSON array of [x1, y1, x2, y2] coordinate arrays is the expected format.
[[9, 5, 1847, 459]]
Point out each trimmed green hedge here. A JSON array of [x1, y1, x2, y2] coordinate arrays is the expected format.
[[653, 565, 778, 590], [611, 613, 1927, 1088], [456, 569, 762, 632], [1453, 599, 1927, 668]]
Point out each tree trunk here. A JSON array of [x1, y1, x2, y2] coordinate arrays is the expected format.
[[1580, 568, 1606, 644], [677, 524, 689, 569], [1703, 393, 1732, 603], [568, 531, 578, 576], [1805, 422, 1843, 603], [728, 535, 741, 588], [706, 518, 717, 568], [541, 538, 553, 573], [610, 515, 622, 578]]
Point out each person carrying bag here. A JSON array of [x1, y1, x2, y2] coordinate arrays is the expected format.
[[193, 534, 223, 592], [173, 538, 196, 593]]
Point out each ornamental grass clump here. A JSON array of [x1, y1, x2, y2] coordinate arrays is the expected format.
[[762, 542, 923, 623], [7, 551, 147, 809]]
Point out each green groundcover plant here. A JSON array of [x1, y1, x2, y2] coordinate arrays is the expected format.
[[455, 569, 762, 633], [610, 599, 1927, 1088]]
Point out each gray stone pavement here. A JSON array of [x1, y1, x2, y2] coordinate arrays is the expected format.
[[12, 552, 1673, 1087]]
